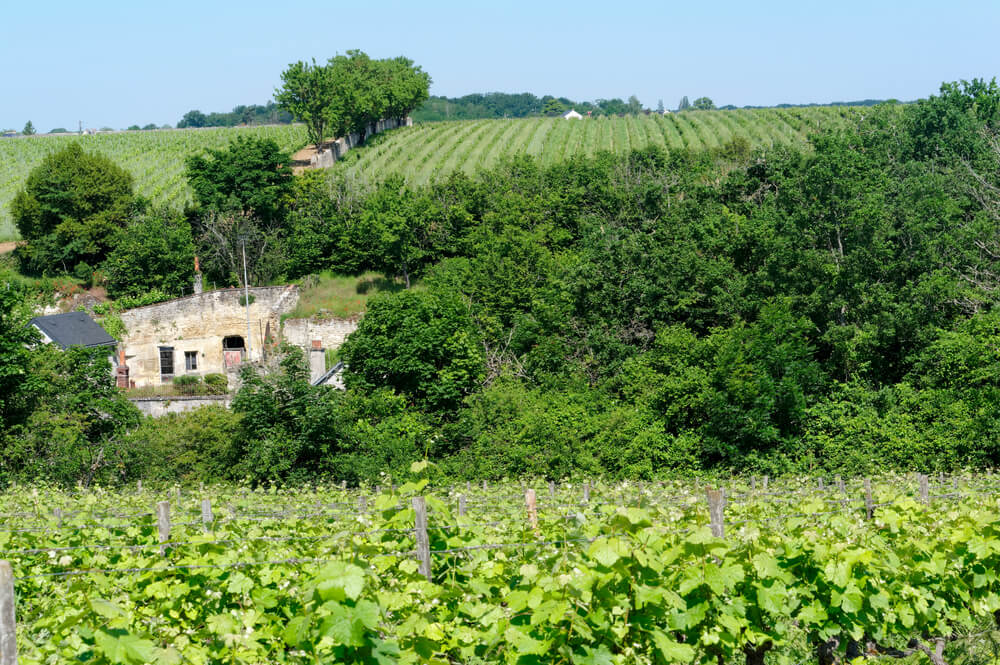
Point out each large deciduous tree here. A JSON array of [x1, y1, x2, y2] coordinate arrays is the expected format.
[[102, 207, 196, 299], [12, 142, 137, 275], [274, 59, 338, 150], [274, 51, 430, 149], [340, 288, 484, 415], [185, 136, 294, 286]]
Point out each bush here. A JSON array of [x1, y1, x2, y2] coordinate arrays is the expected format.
[[123, 406, 242, 482], [203, 373, 228, 394], [173, 375, 201, 395]]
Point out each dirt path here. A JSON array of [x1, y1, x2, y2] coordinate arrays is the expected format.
[[0, 242, 16, 254], [291, 140, 338, 175]]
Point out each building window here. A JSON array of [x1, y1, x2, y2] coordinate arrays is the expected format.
[[159, 347, 174, 380], [184, 351, 198, 371]]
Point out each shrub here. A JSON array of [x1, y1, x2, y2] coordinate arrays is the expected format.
[[173, 375, 201, 395], [203, 373, 228, 394], [123, 406, 242, 482]]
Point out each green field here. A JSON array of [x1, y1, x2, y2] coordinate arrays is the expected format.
[[0, 125, 309, 242], [332, 106, 865, 187], [0, 108, 865, 242]]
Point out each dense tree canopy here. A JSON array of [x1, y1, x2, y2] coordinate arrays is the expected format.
[[102, 207, 196, 299], [12, 142, 137, 275], [8, 78, 1000, 486], [275, 50, 430, 149]]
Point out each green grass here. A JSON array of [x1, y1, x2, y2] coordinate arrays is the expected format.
[[287, 271, 411, 320], [0, 125, 309, 241]]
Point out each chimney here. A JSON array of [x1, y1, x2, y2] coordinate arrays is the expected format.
[[116, 348, 130, 389], [309, 340, 325, 383], [193, 255, 203, 295]]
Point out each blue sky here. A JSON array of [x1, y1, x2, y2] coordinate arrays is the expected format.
[[3, 0, 999, 131]]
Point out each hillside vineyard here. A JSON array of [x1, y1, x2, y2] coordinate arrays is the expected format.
[[332, 106, 863, 186], [0, 107, 863, 241], [0, 126, 308, 241]]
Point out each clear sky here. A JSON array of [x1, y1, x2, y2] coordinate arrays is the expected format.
[[3, 0, 999, 131]]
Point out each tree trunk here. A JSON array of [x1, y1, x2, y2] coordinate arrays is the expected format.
[[743, 642, 772, 665], [402, 263, 410, 289]]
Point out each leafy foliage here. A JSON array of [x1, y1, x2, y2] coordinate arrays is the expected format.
[[11, 142, 137, 275], [101, 207, 196, 299], [6, 477, 1000, 664]]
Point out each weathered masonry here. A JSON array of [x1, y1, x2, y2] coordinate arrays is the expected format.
[[118, 286, 298, 387]]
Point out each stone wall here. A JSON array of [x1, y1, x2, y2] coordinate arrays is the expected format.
[[282, 317, 359, 351], [119, 286, 299, 387], [129, 395, 231, 417], [309, 117, 411, 169]]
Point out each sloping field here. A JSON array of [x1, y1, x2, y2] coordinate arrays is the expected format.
[[0, 125, 308, 241], [0, 108, 866, 241], [332, 106, 865, 186]]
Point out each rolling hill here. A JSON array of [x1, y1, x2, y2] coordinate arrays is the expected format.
[[329, 106, 869, 187], [0, 106, 871, 241]]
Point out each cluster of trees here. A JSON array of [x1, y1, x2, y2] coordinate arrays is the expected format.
[[5, 77, 1000, 486], [9, 133, 297, 298], [176, 102, 294, 129], [237, 77, 1000, 481], [677, 96, 715, 111], [275, 50, 431, 149]]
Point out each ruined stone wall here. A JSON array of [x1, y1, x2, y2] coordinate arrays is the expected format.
[[282, 317, 358, 351], [129, 395, 231, 418], [119, 286, 299, 387], [309, 116, 410, 169]]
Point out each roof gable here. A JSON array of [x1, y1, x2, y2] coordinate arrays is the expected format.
[[29, 312, 116, 349]]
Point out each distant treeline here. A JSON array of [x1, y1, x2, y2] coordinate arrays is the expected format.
[[175, 95, 899, 129], [411, 93, 638, 121], [177, 102, 294, 128], [720, 99, 901, 110], [413, 93, 901, 121]]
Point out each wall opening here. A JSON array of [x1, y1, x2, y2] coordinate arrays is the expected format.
[[223, 336, 245, 368]]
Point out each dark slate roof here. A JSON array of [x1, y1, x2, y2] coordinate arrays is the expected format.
[[29, 312, 117, 349], [312, 361, 345, 386]]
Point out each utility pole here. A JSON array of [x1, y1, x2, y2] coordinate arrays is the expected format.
[[241, 235, 253, 362]]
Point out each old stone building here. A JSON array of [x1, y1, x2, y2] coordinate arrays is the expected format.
[[116, 283, 360, 388], [117, 286, 298, 387]]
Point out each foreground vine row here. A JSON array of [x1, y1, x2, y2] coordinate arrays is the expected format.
[[1, 472, 998, 664]]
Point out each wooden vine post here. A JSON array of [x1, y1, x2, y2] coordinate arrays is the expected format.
[[157, 501, 171, 556], [358, 495, 367, 514], [525, 489, 539, 534], [53, 508, 63, 528], [0, 560, 16, 665], [864, 478, 874, 521], [200, 499, 213, 532], [412, 497, 432, 582], [583, 480, 591, 504], [458, 495, 467, 517], [919, 474, 930, 505], [706, 489, 725, 539]]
